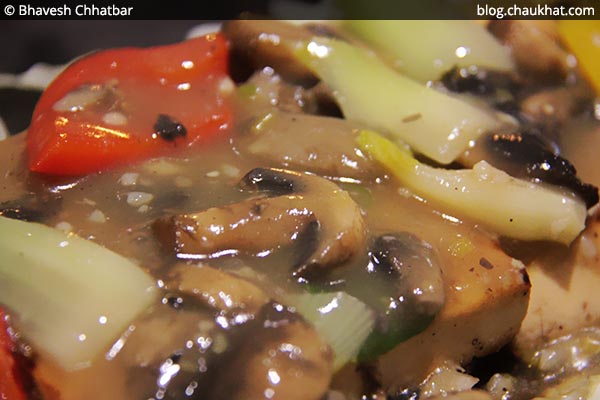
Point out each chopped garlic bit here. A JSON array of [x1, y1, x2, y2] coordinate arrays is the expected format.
[[185, 22, 223, 39], [118, 172, 139, 186], [218, 77, 235, 95], [211, 333, 229, 354], [81, 198, 97, 206], [175, 176, 193, 188], [126, 192, 154, 207], [232, 266, 266, 283], [53, 83, 107, 112], [511, 258, 526, 270], [221, 164, 240, 178], [205, 164, 240, 179], [448, 235, 475, 257], [578, 233, 598, 261], [143, 159, 182, 175], [137, 205, 150, 213], [486, 373, 517, 400], [397, 187, 413, 199], [325, 391, 347, 400], [88, 209, 107, 224], [55, 221, 74, 233], [102, 111, 128, 126]]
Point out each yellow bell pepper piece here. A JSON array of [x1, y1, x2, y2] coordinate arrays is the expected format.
[[558, 20, 600, 94]]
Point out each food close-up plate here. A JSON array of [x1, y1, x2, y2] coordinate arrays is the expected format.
[[1, 19, 600, 400]]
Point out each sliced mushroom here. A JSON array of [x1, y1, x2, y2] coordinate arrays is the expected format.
[[460, 131, 599, 208], [368, 233, 445, 318], [306, 81, 344, 117], [169, 264, 333, 399], [114, 265, 333, 400], [210, 302, 333, 400], [153, 168, 367, 276], [115, 265, 271, 373], [0, 192, 62, 223], [222, 19, 319, 85], [440, 67, 520, 118], [153, 195, 317, 259], [519, 81, 593, 128], [236, 111, 377, 180], [239, 68, 308, 115], [114, 303, 215, 371], [488, 20, 572, 83], [329, 232, 446, 362], [374, 232, 531, 391], [167, 263, 270, 316], [237, 69, 343, 117]]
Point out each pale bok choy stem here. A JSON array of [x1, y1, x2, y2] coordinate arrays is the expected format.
[[293, 36, 508, 165], [356, 130, 587, 245], [287, 291, 375, 371], [0, 216, 158, 370], [344, 20, 514, 82]]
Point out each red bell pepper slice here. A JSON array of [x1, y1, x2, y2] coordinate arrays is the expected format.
[[27, 33, 232, 176], [0, 309, 26, 400]]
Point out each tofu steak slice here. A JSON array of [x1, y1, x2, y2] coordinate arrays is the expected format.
[[374, 229, 531, 390]]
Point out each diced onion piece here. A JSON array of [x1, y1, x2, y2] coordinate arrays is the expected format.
[[357, 130, 587, 245], [293, 37, 503, 164], [421, 362, 479, 398], [0, 216, 157, 370], [536, 374, 600, 400], [344, 20, 514, 82], [287, 291, 375, 371]]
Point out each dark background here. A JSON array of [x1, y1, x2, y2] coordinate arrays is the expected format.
[[0, 0, 288, 73], [0, 21, 223, 73], [2, 0, 598, 73]]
